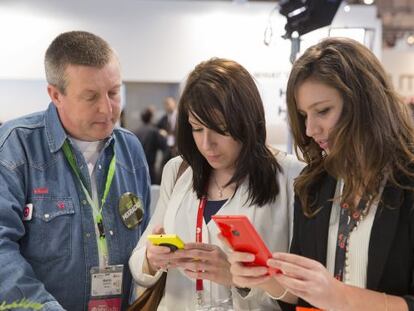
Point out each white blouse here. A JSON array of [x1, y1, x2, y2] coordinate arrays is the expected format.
[[129, 153, 305, 311], [326, 179, 384, 288]]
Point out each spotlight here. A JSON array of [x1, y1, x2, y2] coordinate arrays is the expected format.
[[407, 34, 414, 46], [279, 0, 343, 39]]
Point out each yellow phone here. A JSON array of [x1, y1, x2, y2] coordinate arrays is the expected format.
[[147, 234, 185, 251]]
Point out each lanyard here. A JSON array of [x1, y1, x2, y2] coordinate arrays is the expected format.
[[62, 140, 116, 264], [195, 195, 208, 292]]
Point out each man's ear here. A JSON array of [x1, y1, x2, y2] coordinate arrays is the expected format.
[[47, 84, 63, 107]]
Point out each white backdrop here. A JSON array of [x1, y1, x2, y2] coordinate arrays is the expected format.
[[0, 0, 381, 149]]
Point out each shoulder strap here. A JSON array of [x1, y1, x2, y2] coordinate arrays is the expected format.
[[267, 145, 280, 157], [174, 160, 189, 186]]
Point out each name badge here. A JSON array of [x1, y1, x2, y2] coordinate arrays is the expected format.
[[118, 192, 144, 229], [90, 265, 124, 297]]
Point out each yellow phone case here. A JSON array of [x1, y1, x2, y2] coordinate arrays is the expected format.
[[147, 234, 185, 251]]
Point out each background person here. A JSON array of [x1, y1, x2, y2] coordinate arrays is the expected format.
[[129, 58, 304, 310], [157, 96, 178, 166], [135, 106, 168, 184], [0, 31, 150, 310], [227, 37, 414, 311]]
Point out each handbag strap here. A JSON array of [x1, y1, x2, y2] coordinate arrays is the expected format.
[[174, 159, 189, 186]]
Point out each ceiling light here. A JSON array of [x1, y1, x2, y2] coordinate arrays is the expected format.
[[407, 34, 414, 46], [363, 0, 375, 5]]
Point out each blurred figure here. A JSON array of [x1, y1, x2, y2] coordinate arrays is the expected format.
[[157, 97, 178, 166], [135, 106, 168, 184]]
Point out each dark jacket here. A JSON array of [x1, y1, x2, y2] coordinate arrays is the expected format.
[[279, 172, 414, 311], [135, 124, 167, 183]]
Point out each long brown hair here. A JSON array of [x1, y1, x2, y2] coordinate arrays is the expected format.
[[177, 58, 281, 206], [286, 37, 414, 216]]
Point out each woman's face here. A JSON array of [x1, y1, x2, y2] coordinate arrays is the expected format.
[[188, 112, 242, 173], [296, 79, 344, 154]]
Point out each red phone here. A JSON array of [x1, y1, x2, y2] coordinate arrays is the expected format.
[[212, 215, 280, 275]]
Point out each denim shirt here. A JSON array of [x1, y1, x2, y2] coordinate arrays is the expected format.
[[0, 104, 150, 310]]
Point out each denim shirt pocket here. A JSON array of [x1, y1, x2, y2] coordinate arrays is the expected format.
[[20, 196, 75, 263]]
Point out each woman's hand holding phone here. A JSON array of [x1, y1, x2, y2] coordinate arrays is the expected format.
[[145, 229, 233, 286], [173, 242, 234, 286], [267, 252, 343, 308], [146, 225, 180, 274], [223, 236, 272, 285], [226, 246, 294, 302]]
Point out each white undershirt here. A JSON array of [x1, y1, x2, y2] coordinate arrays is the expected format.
[[326, 179, 383, 288], [70, 137, 105, 266]]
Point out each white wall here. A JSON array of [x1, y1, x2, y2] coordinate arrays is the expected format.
[[0, 80, 50, 122], [0, 0, 288, 81], [382, 51, 414, 98], [0, 0, 381, 150]]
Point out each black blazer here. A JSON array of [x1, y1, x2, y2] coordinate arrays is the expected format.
[[157, 114, 170, 132], [279, 173, 414, 311]]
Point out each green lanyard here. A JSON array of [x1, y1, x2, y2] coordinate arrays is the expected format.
[[62, 140, 116, 265]]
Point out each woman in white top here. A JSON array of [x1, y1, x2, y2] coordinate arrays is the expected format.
[[129, 58, 304, 310], [227, 38, 414, 311]]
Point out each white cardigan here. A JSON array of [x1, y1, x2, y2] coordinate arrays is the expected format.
[[129, 153, 304, 311]]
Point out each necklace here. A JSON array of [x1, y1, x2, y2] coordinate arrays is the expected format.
[[213, 175, 224, 198]]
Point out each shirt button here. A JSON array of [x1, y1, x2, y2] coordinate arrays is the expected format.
[[109, 230, 114, 236], [44, 214, 50, 219], [98, 164, 102, 170], [86, 233, 91, 238], [82, 200, 87, 205]]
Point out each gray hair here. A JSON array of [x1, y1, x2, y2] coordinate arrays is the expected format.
[[45, 31, 114, 93]]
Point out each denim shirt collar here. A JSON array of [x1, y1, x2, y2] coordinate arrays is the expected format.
[[44, 102, 115, 153]]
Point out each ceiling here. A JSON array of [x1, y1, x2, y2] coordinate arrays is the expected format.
[[374, 0, 414, 46]]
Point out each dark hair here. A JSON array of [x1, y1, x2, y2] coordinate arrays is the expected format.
[[177, 58, 281, 206], [45, 31, 114, 93], [141, 108, 154, 124], [286, 37, 414, 216]]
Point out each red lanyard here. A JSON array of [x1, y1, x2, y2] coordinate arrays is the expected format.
[[195, 195, 208, 291]]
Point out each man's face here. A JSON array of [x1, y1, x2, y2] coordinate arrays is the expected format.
[[49, 56, 122, 141], [164, 98, 176, 114]]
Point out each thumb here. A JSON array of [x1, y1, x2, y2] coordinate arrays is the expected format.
[[152, 225, 165, 235]]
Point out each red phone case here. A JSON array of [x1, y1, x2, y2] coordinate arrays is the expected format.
[[212, 215, 280, 275]]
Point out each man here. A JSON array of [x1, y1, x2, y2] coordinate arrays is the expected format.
[[157, 96, 177, 166], [0, 31, 150, 310], [134, 107, 167, 184]]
